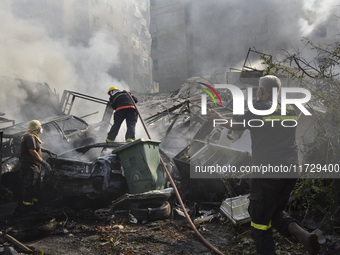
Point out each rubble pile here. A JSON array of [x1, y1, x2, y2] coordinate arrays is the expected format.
[[0, 73, 339, 255]]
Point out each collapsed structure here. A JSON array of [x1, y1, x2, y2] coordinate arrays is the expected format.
[[0, 51, 321, 212], [0, 51, 327, 254]]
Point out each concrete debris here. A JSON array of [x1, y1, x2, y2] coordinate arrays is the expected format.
[[193, 214, 216, 225], [128, 213, 138, 224], [0, 246, 20, 255], [111, 225, 124, 230], [94, 208, 112, 220], [171, 208, 194, 228]]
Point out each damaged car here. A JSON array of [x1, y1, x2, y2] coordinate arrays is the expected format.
[[0, 115, 97, 201], [43, 143, 129, 207], [1, 115, 97, 174]]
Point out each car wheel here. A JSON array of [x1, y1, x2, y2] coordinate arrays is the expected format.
[[131, 201, 171, 221]]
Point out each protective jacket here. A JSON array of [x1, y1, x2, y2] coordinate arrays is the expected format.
[[109, 91, 138, 111], [107, 91, 138, 142], [234, 98, 298, 165]]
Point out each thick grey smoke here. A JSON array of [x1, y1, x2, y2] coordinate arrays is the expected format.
[[181, 0, 339, 74], [0, 1, 130, 123], [299, 0, 339, 37], [0, 0, 338, 132]]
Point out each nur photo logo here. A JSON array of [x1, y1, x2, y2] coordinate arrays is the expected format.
[[196, 83, 311, 116], [196, 82, 223, 114]]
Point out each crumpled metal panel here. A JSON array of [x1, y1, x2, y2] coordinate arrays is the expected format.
[[1, 156, 20, 175], [110, 188, 174, 211]]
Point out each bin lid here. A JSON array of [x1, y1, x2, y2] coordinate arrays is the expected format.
[[112, 138, 161, 154]]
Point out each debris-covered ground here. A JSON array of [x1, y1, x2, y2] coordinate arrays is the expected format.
[[3, 202, 336, 255]]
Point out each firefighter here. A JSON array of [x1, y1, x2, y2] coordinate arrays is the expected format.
[[106, 87, 138, 143], [20, 120, 56, 206], [209, 75, 320, 255]]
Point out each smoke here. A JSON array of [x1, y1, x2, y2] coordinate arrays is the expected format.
[[178, 0, 339, 74], [0, 0, 338, 129], [0, 1, 128, 122], [299, 0, 339, 37]]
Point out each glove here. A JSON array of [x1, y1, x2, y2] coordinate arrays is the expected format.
[[46, 150, 57, 157], [41, 160, 52, 172]]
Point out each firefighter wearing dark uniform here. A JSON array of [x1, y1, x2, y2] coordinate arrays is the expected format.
[[20, 120, 54, 206], [210, 75, 319, 255], [234, 98, 301, 255], [106, 87, 138, 143]]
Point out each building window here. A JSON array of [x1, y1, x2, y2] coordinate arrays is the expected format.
[[153, 60, 159, 71], [143, 75, 150, 87], [133, 55, 140, 65], [132, 39, 140, 48], [151, 37, 157, 49]]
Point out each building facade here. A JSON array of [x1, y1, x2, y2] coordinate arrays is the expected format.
[[150, 0, 189, 92], [150, 0, 304, 92]]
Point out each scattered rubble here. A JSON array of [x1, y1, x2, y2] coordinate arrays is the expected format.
[[1, 66, 340, 254]]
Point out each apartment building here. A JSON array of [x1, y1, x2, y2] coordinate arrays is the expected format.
[[150, 0, 188, 92], [150, 0, 298, 92]]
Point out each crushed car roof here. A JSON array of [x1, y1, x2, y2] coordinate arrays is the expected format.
[[2, 115, 86, 137]]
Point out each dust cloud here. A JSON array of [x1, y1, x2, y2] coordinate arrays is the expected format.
[[0, 0, 338, 129], [0, 1, 128, 123], [179, 0, 339, 74]]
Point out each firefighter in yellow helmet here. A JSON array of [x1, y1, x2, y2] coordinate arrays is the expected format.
[[106, 87, 138, 143]]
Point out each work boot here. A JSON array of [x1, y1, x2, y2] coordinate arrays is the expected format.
[[106, 137, 115, 143], [288, 222, 320, 255], [23, 201, 34, 206]]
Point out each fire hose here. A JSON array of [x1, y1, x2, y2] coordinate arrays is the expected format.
[[124, 91, 224, 255]]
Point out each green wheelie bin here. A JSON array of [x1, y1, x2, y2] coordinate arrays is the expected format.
[[112, 139, 165, 194]]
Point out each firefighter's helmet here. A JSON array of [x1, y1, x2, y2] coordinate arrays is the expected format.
[[108, 86, 119, 95]]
